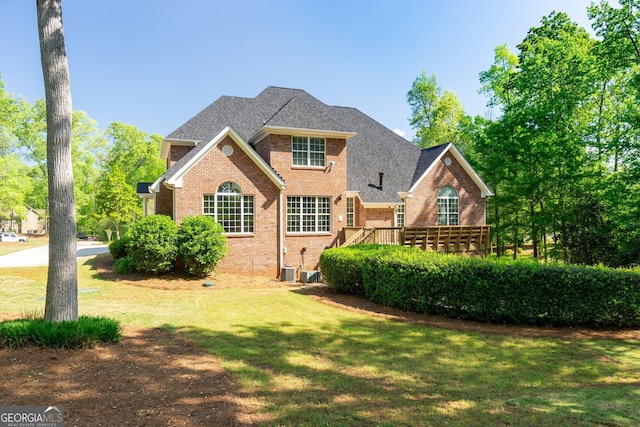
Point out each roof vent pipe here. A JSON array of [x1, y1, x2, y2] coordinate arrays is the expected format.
[[379, 172, 384, 191]]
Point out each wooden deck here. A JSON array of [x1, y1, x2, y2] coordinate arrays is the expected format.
[[343, 225, 491, 257]]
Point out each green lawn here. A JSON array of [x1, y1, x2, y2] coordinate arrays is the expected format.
[[1, 256, 639, 426]]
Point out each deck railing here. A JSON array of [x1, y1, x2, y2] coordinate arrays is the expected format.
[[343, 225, 491, 257]]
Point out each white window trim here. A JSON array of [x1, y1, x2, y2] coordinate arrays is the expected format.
[[203, 182, 255, 234], [395, 202, 405, 227], [292, 136, 326, 167], [437, 185, 459, 226], [346, 196, 355, 227], [286, 196, 332, 234]]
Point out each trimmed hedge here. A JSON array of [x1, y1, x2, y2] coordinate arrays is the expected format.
[[320, 246, 640, 327], [319, 244, 414, 294]]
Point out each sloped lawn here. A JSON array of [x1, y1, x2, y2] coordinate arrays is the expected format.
[[0, 254, 638, 426]]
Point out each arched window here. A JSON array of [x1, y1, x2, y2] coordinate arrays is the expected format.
[[203, 181, 254, 233], [437, 185, 459, 225]]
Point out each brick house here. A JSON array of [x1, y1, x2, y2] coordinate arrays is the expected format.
[[148, 87, 492, 277]]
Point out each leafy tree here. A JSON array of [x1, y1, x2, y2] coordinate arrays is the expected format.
[[478, 13, 600, 260], [95, 165, 141, 240], [103, 122, 165, 187], [588, 0, 640, 265], [0, 155, 32, 229], [37, 0, 78, 322], [0, 75, 22, 156], [562, 194, 616, 265], [407, 71, 466, 148]]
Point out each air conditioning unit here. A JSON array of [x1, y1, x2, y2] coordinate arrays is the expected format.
[[281, 266, 296, 283], [300, 270, 322, 283]]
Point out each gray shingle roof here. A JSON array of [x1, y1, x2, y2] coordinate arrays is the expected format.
[[161, 87, 448, 203], [411, 144, 450, 187]]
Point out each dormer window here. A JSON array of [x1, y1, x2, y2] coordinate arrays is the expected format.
[[292, 136, 325, 167]]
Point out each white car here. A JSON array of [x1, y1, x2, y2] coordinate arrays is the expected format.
[[1, 232, 28, 243]]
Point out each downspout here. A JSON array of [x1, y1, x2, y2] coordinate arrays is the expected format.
[[279, 190, 284, 276]]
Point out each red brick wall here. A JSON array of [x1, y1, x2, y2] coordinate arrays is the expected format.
[[407, 152, 486, 226], [170, 146, 193, 168], [364, 208, 395, 228], [261, 134, 348, 274], [154, 184, 173, 218], [174, 135, 282, 276]]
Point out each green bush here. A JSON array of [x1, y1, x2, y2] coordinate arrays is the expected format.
[[128, 215, 178, 274], [320, 245, 414, 294], [0, 316, 122, 349], [109, 235, 131, 261], [114, 256, 137, 274], [177, 215, 227, 277], [324, 245, 640, 327]]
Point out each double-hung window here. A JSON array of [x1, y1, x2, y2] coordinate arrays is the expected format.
[[437, 185, 459, 225], [287, 196, 331, 233], [292, 136, 325, 167], [203, 182, 254, 233], [396, 202, 405, 227], [346, 197, 354, 227]]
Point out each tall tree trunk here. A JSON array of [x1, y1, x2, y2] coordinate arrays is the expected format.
[[37, 0, 78, 322]]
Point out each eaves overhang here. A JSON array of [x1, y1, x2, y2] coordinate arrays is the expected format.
[[409, 143, 494, 198], [249, 126, 357, 144], [160, 138, 199, 160], [161, 126, 286, 191]]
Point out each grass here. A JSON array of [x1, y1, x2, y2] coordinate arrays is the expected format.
[[0, 314, 121, 349], [0, 239, 47, 257], [0, 256, 639, 425]]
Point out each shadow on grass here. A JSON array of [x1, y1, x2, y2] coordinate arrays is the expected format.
[[84, 254, 204, 286], [179, 318, 639, 426], [0, 325, 259, 426]]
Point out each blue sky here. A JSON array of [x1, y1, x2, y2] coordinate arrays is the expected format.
[[1, 1, 600, 140]]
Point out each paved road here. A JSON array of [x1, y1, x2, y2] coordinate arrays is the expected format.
[[0, 241, 110, 268]]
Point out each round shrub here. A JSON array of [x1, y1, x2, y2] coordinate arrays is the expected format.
[[128, 215, 178, 274], [114, 256, 137, 274], [109, 235, 131, 261], [177, 215, 227, 277]]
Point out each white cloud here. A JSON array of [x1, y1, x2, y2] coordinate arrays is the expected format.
[[393, 128, 406, 138]]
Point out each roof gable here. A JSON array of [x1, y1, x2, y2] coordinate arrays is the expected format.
[[151, 126, 285, 192], [409, 143, 493, 198]]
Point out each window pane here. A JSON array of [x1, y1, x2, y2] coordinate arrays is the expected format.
[[437, 185, 459, 225], [203, 194, 215, 215], [287, 197, 300, 232], [244, 195, 254, 233], [218, 181, 241, 194], [396, 203, 405, 227], [210, 181, 253, 234], [292, 136, 325, 166], [309, 137, 325, 167], [346, 197, 354, 227], [286, 196, 331, 233], [292, 136, 308, 166]]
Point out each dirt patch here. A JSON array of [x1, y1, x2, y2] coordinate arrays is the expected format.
[[94, 254, 282, 291], [0, 326, 267, 426], [1, 254, 638, 426]]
